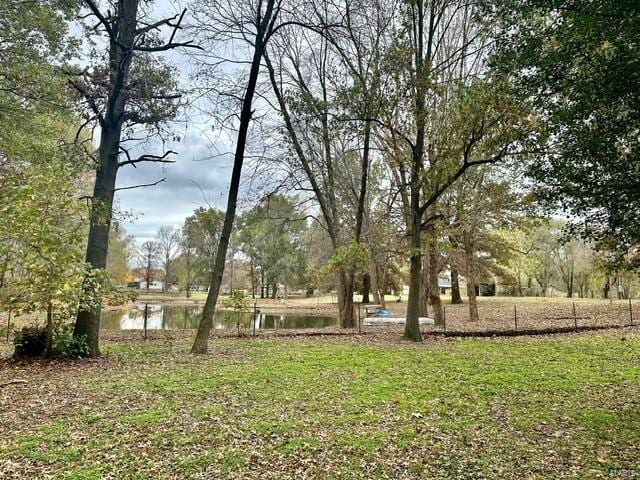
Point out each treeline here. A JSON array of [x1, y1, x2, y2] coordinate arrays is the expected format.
[[1, 0, 638, 356]]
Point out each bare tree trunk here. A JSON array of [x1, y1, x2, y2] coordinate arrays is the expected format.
[[420, 253, 429, 317], [74, 133, 119, 356], [428, 239, 443, 326], [250, 258, 256, 298], [163, 251, 170, 293], [451, 267, 462, 304], [370, 264, 381, 304], [379, 265, 388, 309], [191, 0, 275, 353], [146, 256, 151, 291], [517, 272, 522, 296], [404, 186, 423, 341], [566, 262, 574, 298], [185, 249, 192, 298], [338, 269, 355, 328], [362, 273, 371, 304], [464, 235, 479, 322]]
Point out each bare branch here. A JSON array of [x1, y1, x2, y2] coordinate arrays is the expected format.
[[118, 150, 177, 168], [114, 178, 166, 192], [82, 0, 116, 39]]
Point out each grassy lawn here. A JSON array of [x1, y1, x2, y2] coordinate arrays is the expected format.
[[1, 331, 639, 479]]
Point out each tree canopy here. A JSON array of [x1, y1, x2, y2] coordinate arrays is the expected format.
[[487, 0, 640, 268]]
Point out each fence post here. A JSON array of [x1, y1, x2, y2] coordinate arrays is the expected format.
[[572, 302, 577, 331], [253, 299, 257, 337], [514, 305, 518, 333], [357, 302, 361, 335], [629, 297, 634, 326], [143, 303, 148, 340]]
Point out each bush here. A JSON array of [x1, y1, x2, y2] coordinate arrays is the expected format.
[[52, 323, 89, 358], [13, 325, 47, 357], [13, 323, 90, 358]]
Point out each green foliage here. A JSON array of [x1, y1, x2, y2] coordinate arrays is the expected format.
[[0, 0, 78, 129], [486, 0, 640, 268], [13, 323, 89, 358], [0, 110, 131, 331], [224, 289, 249, 313], [237, 195, 309, 290], [181, 207, 225, 284], [106, 223, 135, 285], [223, 289, 250, 334], [423, 80, 535, 198], [52, 324, 89, 358], [0, 113, 91, 317], [326, 242, 370, 274]]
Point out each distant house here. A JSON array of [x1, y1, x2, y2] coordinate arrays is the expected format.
[[401, 272, 497, 297], [438, 277, 452, 294], [402, 276, 452, 296], [137, 279, 164, 291]]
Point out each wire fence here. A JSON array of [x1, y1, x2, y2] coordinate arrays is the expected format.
[[208, 298, 639, 339], [2, 298, 637, 344], [360, 298, 638, 338]]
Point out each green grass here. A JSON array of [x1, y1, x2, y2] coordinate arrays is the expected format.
[[1, 333, 639, 479]]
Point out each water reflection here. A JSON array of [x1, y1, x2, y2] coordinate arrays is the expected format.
[[100, 304, 337, 331]]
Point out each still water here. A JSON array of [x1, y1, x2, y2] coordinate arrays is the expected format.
[[100, 304, 338, 331]]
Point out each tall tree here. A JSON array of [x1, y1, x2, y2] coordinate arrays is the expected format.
[[70, 0, 199, 356], [137, 240, 160, 290], [190, 0, 280, 354], [69, 0, 200, 356], [263, 0, 392, 327], [379, 0, 528, 340], [156, 226, 180, 292]]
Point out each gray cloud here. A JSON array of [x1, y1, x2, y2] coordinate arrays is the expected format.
[[115, 130, 234, 243]]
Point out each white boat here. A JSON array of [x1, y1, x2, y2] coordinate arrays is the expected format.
[[363, 317, 434, 326]]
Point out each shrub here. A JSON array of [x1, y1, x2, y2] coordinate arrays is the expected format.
[[52, 323, 89, 358], [13, 323, 90, 358], [13, 325, 47, 357]]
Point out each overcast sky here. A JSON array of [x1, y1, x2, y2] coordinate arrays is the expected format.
[[110, 1, 240, 244], [114, 125, 238, 243]]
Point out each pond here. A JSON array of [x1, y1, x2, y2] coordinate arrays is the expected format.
[[100, 304, 338, 331]]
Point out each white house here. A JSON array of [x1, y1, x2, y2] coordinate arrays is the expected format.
[[137, 280, 164, 291]]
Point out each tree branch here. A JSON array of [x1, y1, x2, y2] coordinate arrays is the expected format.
[[114, 178, 166, 192], [82, 0, 116, 39], [118, 150, 177, 168]]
